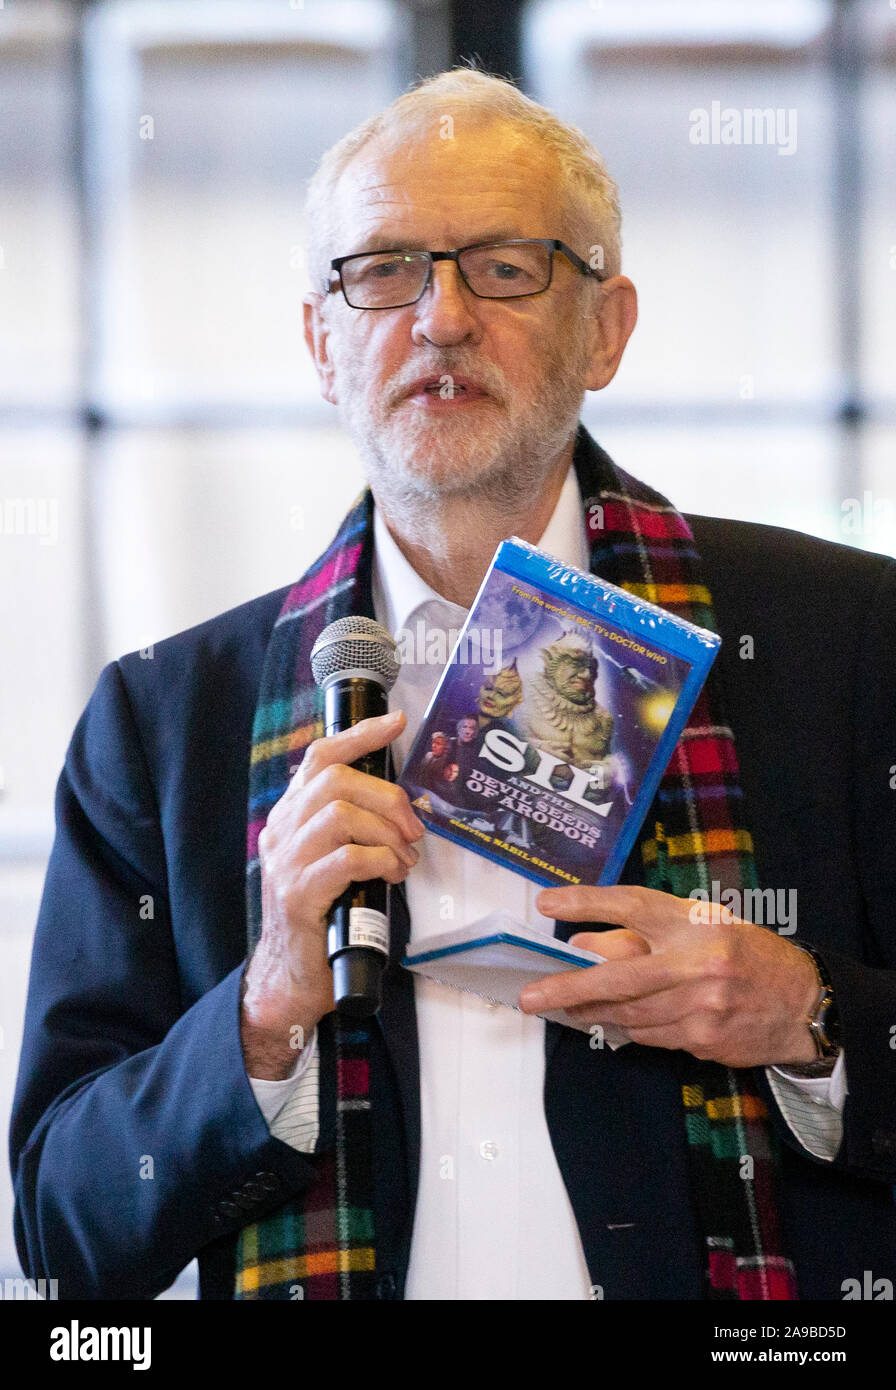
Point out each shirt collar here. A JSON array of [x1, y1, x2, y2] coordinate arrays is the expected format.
[[371, 461, 589, 638]]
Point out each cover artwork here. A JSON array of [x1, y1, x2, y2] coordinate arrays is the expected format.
[[398, 537, 721, 888]]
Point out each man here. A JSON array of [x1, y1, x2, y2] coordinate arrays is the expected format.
[[452, 714, 480, 790], [10, 70, 896, 1301], [419, 731, 454, 791]]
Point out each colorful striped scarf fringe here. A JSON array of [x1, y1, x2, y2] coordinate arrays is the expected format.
[[234, 425, 797, 1300]]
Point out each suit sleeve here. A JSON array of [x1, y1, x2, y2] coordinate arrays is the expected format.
[[758, 556, 896, 1181], [8, 660, 319, 1299]]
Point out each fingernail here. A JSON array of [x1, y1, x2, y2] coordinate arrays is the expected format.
[[386, 709, 404, 723], [520, 988, 545, 1012]]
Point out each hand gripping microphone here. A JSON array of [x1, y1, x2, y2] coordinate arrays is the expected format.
[[310, 616, 402, 1017]]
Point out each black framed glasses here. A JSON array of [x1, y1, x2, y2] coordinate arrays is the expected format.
[[325, 238, 606, 310]]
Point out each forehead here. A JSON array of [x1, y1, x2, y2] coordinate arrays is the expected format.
[[331, 118, 567, 253]]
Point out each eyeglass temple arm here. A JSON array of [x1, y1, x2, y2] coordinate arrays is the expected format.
[[553, 240, 606, 280]]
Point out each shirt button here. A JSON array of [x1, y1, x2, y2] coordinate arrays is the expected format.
[[479, 1140, 499, 1161]]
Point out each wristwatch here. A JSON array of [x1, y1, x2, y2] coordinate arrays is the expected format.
[[785, 942, 841, 1074]]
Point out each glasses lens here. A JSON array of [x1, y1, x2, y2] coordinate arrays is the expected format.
[[340, 251, 430, 308], [458, 241, 551, 298]]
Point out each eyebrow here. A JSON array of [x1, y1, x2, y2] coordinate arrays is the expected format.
[[343, 229, 530, 256]]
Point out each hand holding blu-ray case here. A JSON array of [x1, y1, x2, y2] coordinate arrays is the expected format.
[[403, 911, 631, 1046], [398, 536, 721, 888]]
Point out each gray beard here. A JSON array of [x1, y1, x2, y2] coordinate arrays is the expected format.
[[332, 316, 594, 543], [344, 400, 580, 533]]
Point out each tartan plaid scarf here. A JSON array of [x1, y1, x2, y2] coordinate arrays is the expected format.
[[234, 425, 797, 1300]]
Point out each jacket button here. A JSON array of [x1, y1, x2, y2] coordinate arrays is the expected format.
[[375, 1273, 397, 1300]]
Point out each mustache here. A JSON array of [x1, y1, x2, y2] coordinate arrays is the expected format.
[[386, 358, 508, 408]]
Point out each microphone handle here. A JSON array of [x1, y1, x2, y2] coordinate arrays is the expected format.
[[324, 677, 390, 1017]]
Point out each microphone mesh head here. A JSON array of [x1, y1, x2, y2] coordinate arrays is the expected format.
[[310, 615, 400, 691]]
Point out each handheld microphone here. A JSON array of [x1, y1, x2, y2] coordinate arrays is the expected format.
[[310, 616, 402, 1017]]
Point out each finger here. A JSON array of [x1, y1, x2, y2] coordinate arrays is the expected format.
[[562, 982, 706, 1031], [613, 1023, 688, 1055], [622, 1014, 744, 1062], [537, 883, 662, 924], [537, 884, 691, 946], [569, 929, 650, 961], [519, 952, 692, 1014], [298, 710, 408, 783], [549, 994, 712, 1057], [294, 763, 424, 842], [289, 800, 420, 869], [297, 842, 413, 925]]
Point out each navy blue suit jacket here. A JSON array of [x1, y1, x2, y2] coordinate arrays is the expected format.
[[9, 500, 896, 1299]]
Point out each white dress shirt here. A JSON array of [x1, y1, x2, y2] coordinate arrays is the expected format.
[[248, 463, 847, 1297]]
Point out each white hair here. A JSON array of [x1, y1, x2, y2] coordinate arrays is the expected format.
[[303, 68, 622, 288]]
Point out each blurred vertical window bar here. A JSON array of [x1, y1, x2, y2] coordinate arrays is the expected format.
[[522, 0, 895, 557]]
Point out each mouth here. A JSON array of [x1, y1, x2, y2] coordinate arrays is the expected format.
[[400, 375, 490, 405]]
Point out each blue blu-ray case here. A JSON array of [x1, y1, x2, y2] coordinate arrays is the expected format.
[[398, 536, 721, 888]]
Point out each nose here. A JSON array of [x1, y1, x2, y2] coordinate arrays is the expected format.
[[410, 259, 482, 348]]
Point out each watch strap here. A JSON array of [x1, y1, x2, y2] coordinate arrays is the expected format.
[[793, 942, 841, 1063]]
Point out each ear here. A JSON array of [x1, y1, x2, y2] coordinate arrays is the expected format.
[[303, 291, 339, 406], [584, 276, 638, 392]]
